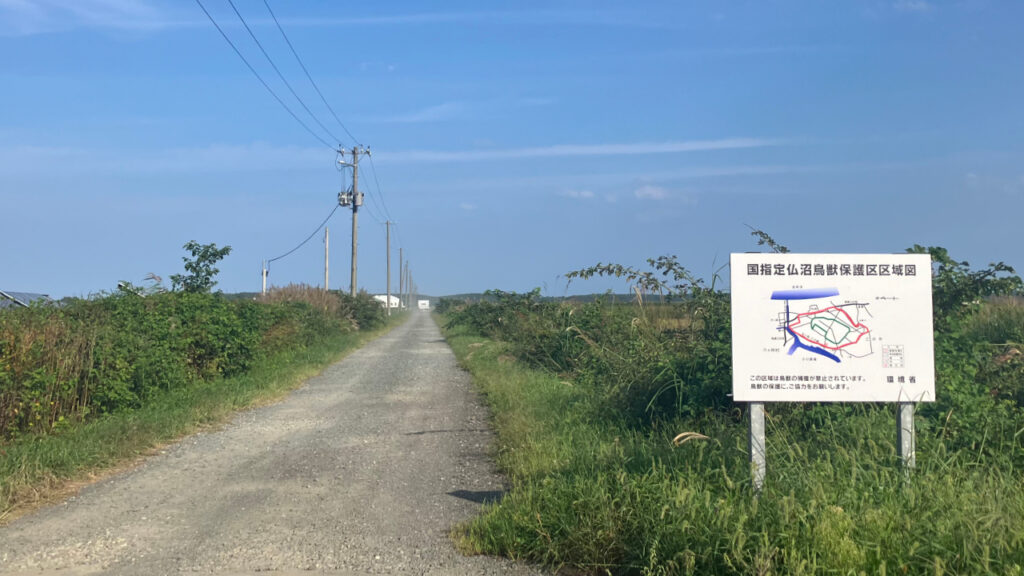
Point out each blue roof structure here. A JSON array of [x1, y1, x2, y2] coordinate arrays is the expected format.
[[0, 291, 51, 309]]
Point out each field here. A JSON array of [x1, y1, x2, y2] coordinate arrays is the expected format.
[[440, 248, 1024, 575]]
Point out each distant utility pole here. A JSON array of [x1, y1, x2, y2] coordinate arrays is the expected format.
[[385, 221, 392, 316], [404, 261, 410, 309], [338, 146, 370, 296], [399, 248, 404, 309], [261, 260, 268, 296], [324, 226, 329, 291]]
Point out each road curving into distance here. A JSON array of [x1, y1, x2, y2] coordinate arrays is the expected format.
[[0, 311, 542, 576]]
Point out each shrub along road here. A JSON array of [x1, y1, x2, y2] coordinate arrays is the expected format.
[[0, 312, 541, 575]]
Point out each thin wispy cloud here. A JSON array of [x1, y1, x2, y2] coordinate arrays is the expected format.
[[367, 102, 465, 124], [0, 0, 178, 36], [667, 44, 829, 58], [633, 185, 669, 200], [386, 138, 785, 163], [364, 97, 552, 124], [559, 189, 595, 200], [0, 140, 797, 177], [274, 10, 683, 31], [0, 142, 325, 174], [0, 6, 688, 36], [893, 0, 932, 12]]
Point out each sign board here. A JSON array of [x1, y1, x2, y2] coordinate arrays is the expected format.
[[730, 253, 935, 403]]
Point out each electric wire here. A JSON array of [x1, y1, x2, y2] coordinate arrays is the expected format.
[[225, 0, 342, 147], [194, 0, 334, 150], [364, 196, 387, 224], [256, 1, 402, 251], [199, 1, 407, 274], [364, 166, 391, 225], [268, 203, 340, 263], [261, 1, 397, 242], [365, 155, 403, 250], [366, 153, 396, 224], [262, 0, 360, 147]]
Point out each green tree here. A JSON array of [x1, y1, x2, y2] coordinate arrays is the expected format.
[[170, 241, 232, 293], [906, 245, 1023, 327]]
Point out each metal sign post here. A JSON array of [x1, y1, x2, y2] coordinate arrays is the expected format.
[[897, 402, 916, 473], [749, 402, 766, 492]]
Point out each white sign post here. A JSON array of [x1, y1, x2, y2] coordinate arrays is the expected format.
[[730, 253, 935, 490]]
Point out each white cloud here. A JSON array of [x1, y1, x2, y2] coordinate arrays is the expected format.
[[368, 102, 465, 124], [633, 185, 669, 200], [0, 0, 175, 36], [893, 1, 932, 12], [559, 189, 594, 199], [0, 142, 325, 174], [961, 171, 1024, 196], [384, 138, 785, 163], [274, 10, 683, 31], [0, 6, 690, 37], [459, 202, 476, 211]]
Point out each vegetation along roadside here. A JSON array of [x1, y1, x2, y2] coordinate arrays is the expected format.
[[440, 235, 1024, 575], [0, 242, 404, 521]]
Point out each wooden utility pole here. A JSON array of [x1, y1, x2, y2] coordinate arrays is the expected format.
[[324, 227, 329, 291], [385, 221, 392, 316], [337, 146, 370, 297], [399, 248, 404, 309], [404, 261, 410, 309]]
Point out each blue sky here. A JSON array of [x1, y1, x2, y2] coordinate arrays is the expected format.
[[2, 0, 1022, 298]]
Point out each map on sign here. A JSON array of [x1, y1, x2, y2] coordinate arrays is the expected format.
[[731, 253, 935, 403], [773, 288, 872, 363]]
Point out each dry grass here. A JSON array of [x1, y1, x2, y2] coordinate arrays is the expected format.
[[0, 309, 95, 435], [260, 283, 342, 316]]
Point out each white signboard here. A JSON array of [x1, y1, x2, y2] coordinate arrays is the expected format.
[[731, 253, 935, 403]]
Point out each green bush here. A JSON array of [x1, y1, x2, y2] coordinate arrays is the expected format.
[[0, 285, 377, 440], [339, 290, 388, 332]]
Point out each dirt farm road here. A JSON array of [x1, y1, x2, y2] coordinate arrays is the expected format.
[[0, 312, 542, 575]]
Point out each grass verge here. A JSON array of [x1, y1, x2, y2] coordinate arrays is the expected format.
[[444, 322, 1024, 575], [0, 312, 406, 522]]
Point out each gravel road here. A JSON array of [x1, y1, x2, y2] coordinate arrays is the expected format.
[[0, 312, 543, 576]]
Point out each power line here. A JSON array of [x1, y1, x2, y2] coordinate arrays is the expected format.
[[194, 0, 334, 150], [268, 203, 340, 263], [262, 0, 360, 147], [225, 0, 342, 147], [362, 199, 386, 224], [363, 166, 390, 225], [366, 154, 396, 224]]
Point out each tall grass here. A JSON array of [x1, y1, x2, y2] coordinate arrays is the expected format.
[[0, 285, 387, 441], [440, 279, 1024, 574], [446, 325, 1024, 575]]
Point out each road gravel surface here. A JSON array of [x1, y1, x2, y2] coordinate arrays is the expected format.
[[0, 312, 542, 576]]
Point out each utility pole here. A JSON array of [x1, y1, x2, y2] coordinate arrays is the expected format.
[[338, 146, 370, 297], [385, 221, 392, 316], [404, 261, 410, 309], [324, 227, 329, 291], [399, 247, 404, 310], [261, 260, 268, 296]]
